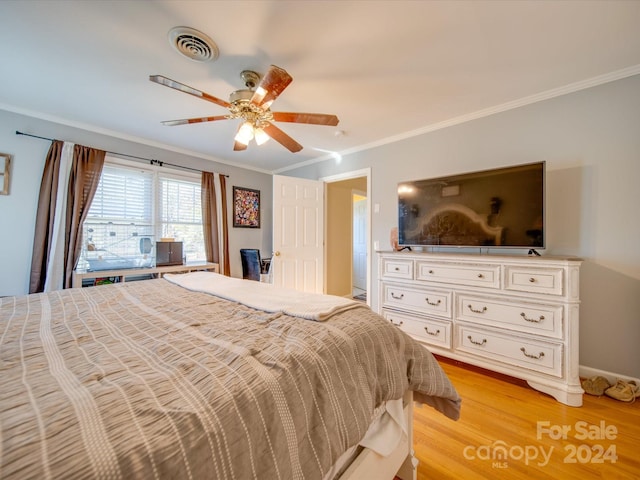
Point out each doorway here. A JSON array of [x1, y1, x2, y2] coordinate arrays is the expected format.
[[322, 169, 370, 303]]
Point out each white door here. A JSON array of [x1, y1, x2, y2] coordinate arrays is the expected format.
[[352, 195, 367, 291], [272, 175, 324, 293]]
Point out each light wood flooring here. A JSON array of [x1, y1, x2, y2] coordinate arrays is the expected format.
[[413, 357, 640, 479]]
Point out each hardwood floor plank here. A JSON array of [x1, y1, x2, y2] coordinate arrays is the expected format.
[[414, 358, 640, 479]]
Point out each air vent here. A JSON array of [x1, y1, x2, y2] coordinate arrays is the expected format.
[[168, 27, 219, 62]]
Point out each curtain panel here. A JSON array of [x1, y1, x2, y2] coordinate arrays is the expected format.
[[201, 172, 230, 275], [64, 145, 106, 288], [29, 142, 105, 293], [29, 141, 63, 293]]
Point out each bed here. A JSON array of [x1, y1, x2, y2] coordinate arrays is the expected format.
[[0, 272, 460, 479]]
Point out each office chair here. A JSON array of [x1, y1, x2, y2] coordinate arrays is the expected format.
[[240, 249, 261, 281]]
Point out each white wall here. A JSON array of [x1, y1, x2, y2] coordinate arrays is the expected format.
[[0, 110, 273, 296], [285, 74, 640, 378]]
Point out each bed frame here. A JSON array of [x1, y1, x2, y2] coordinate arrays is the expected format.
[[340, 391, 416, 480]]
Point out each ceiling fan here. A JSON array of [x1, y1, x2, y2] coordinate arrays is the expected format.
[[149, 65, 339, 153]]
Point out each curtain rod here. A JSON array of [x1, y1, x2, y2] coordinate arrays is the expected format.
[[15, 130, 228, 177]]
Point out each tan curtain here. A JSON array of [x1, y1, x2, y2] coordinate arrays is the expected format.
[[29, 142, 105, 293], [29, 141, 64, 293], [201, 172, 230, 275], [63, 145, 105, 288]]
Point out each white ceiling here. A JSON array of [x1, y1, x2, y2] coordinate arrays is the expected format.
[[1, 1, 639, 174]]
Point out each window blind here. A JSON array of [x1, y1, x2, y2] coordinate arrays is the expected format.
[[159, 175, 205, 262], [89, 165, 153, 222]]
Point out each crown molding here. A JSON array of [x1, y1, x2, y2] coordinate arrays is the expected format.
[[1, 103, 273, 175], [4, 64, 639, 176], [277, 64, 640, 174]]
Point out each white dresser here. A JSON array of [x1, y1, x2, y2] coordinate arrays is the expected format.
[[378, 251, 583, 406]]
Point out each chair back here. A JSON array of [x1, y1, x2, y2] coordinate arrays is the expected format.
[[240, 249, 261, 281]]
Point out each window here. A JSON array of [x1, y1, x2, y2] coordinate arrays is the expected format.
[[79, 158, 205, 271], [158, 175, 204, 261]]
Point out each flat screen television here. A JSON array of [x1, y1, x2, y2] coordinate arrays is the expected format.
[[397, 161, 545, 249]]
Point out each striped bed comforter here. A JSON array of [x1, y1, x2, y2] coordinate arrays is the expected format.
[[0, 276, 460, 480]]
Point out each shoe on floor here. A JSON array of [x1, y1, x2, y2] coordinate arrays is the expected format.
[[581, 376, 611, 396], [604, 380, 639, 403]]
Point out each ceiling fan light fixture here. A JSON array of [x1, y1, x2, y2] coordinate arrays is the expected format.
[[235, 122, 254, 145], [254, 127, 270, 145]]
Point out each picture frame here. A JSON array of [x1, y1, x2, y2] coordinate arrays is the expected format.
[[233, 186, 260, 228], [0, 153, 11, 195]]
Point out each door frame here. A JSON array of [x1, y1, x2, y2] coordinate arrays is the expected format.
[[320, 168, 371, 304]]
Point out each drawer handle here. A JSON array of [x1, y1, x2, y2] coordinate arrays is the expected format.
[[390, 292, 404, 300], [390, 319, 403, 327], [467, 335, 487, 346], [425, 298, 441, 306], [520, 347, 545, 360], [529, 277, 536, 283], [425, 327, 440, 336], [467, 304, 487, 314], [394, 267, 400, 271], [477, 273, 484, 279], [520, 312, 545, 323], [428, 269, 434, 274]]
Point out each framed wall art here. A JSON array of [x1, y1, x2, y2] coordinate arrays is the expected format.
[[233, 186, 260, 228], [0, 153, 12, 195]]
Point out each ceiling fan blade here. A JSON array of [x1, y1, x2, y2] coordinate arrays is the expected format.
[[149, 75, 231, 109], [262, 123, 303, 153], [251, 65, 293, 108], [161, 115, 229, 126], [233, 141, 248, 151], [272, 112, 339, 126]]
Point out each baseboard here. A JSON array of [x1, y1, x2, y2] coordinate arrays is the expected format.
[[579, 365, 640, 386], [436, 355, 640, 392]]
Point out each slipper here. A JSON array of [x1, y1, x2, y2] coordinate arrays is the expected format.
[[581, 376, 611, 396], [604, 380, 639, 403]]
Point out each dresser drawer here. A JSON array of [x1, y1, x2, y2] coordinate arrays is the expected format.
[[383, 284, 452, 318], [457, 325, 562, 377], [415, 261, 501, 289], [457, 294, 563, 338], [504, 266, 564, 296], [381, 257, 413, 280], [383, 310, 452, 349]]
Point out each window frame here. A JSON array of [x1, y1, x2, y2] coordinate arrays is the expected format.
[[155, 167, 205, 261], [79, 155, 204, 270]]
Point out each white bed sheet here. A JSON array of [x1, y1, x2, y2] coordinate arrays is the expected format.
[[323, 397, 407, 480]]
